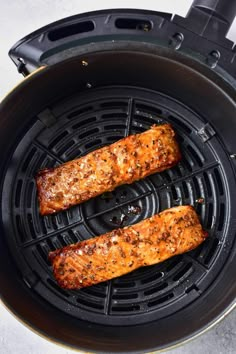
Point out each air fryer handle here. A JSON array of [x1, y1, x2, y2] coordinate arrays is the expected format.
[[187, 0, 236, 38], [190, 0, 236, 27]]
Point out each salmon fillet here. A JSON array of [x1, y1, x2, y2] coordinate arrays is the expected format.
[[36, 124, 181, 215], [49, 206, 207, 289]]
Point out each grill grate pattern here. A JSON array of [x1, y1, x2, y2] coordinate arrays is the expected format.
[[2, 87, 234, 325]]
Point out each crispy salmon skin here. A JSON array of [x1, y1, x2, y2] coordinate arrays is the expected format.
[[36, 124, 181, 215], [49, 206, 207, 289]]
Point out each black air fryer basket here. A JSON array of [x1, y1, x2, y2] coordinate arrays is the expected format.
[[0, 0, 236, 352]]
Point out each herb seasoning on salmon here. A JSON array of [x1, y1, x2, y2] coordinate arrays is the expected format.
[[49, 206, 207, 289], [36, 124, 181, 215]]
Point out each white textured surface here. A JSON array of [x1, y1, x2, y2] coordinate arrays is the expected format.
[[0, 1, 236, 353], [0, 301, 73, 354]]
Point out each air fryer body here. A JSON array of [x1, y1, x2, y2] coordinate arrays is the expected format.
[[1, 3, 236, 353]]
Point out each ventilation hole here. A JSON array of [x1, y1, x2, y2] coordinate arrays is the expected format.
[[192, 241, 205, 258], [192, 176, 201, 197], [181, 156, 192, 173], [167, 169, 175, 180], [113, 281, 135, 288], [78, 128, 99, 139], [147, 293, 174, 307], [53, 238, 63, 250], [165, 256, 182, 272], [68, 106, 93, 119], [58, 234, 68, 247], [218, 203, 225, 231], [72, 117, 96, 129], [47, 238, 57, 252], [171, 186, 178, 200], [22, 147, 37, 172], [102, 112, 128, 119], [206, 203, 213, 229], [68, 229, 79, 244], [195, 202, 203, 215], [141, 272, 163, 285], [48, 21, 94, 41], [43, 158, 56, 169], [96, 283, 107, 290], [104, 124, 126, 131], [63, 234, 74, 245], [174, 165, 182, 177], [81, 288, 106, 298], [107, 135, 124, 142], [48, 131, 68, 149], [76, 297, 104, 310], [130, 265, 156, 276], [85, 139, 102, 149], [66, 149, 82, 160], [187, 145, 203, 167], [15, 215, 25, 242], [182, 181, 189, 198], [135, 103, 162, 116], [162, 171, 171, 183], [44, 216, 52, 230], [173, 263, 192, 281], [100, 101, 127, 108], [204, 238, 219, 265], [47, 278, 70, 297], [36, 152, 48, 170], [168, 115, 192, 134], [67, 208, 73, 220], [144, 282, 168, 296], [112, 293, 138, 300], [15, 180, 23, 208], [55, 213, 62, 225], [26, 181, 34, 208], [203, 172, 212, 197], [112, 305, 140, 312], [27, 214, 36, 239], [132, 126, 145, 133], [134, 115, 160, 126], [185, 284, 199, 294], [39, 217, 47, 235], [58, 140, 75, 156], [115, 18, 152, 31], [50, 215, 59, 230], [36, 244, 51, 266], [214, 169, 224, 195]]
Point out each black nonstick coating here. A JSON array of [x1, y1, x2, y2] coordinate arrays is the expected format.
[[0, 45, 236, 352]]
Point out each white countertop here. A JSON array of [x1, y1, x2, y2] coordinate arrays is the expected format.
[[0, 1, 236, 353]]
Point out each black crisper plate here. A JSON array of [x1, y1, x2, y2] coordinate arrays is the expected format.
[[2, 86, 235, 326]]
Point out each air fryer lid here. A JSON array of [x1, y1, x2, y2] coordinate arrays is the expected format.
[[0, 1, 236, 353]]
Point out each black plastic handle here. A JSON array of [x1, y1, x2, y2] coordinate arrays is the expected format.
[[190, 0, 236, 28], [186, 0, 236, 38]]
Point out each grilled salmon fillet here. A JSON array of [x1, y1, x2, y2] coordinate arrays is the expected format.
[[49, 206, 207, 289], [36, 124, 181, 215]]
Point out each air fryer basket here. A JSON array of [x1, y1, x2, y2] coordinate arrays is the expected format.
[[0, 1, 236, 353]]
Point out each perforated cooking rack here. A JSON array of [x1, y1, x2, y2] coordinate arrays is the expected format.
[[2, 85, 236, 326]]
